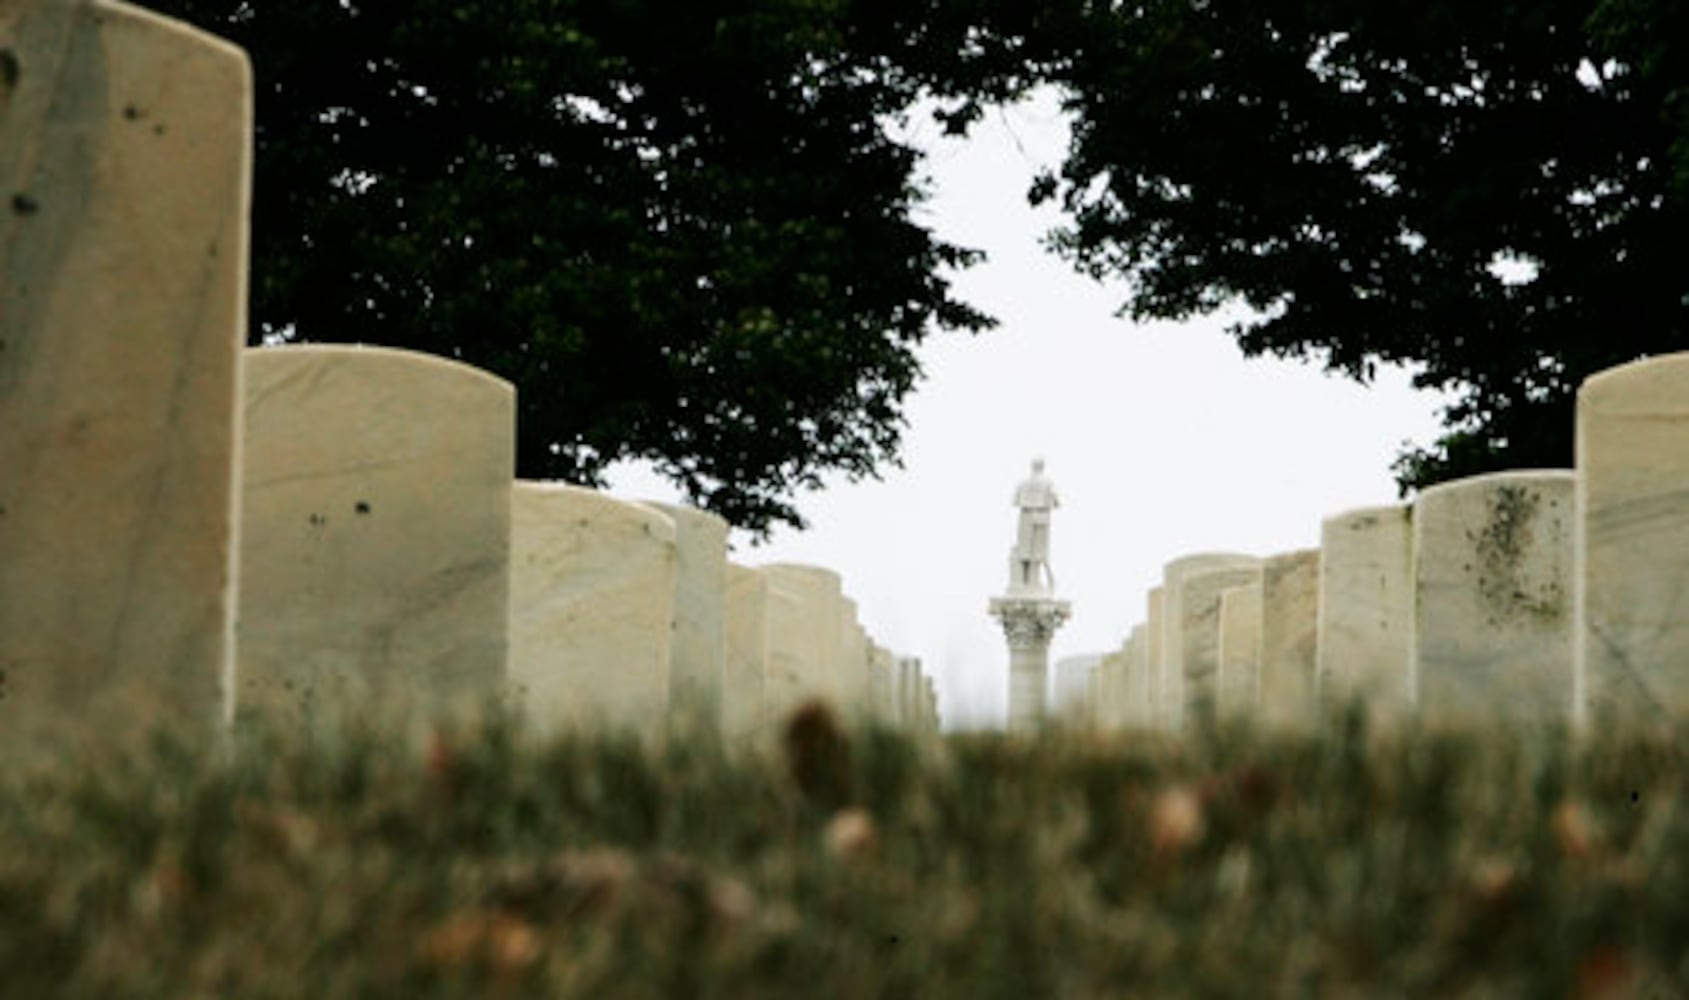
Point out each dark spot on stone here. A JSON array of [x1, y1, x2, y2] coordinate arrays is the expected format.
[[123, 104, 142, 120], [11, 193, 38, 215], [1631, 790, 1640, 805], [308, 512, 326, 526], [355, 501, 371, 515], [0, 49, 18, 91], [152, 123, 166, 136]]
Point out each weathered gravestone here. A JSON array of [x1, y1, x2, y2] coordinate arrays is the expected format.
[[1413, 471, 1575, 727], [1, 0, 250, 751], [1318, 504, 1414, 722], [1083, 636, 1125, 730], [895, 655, 923, 730], [1257, 549, 1321, 730], [1086, 650, 1119, 729], [868, 643, 896, 722], [239, 346, 513, 728], [761, 563, 844, 711], [1160, 554, 1259, 729], [1179, 561, 1263, 723], [1120, 624, 1153, 728], [509, 483, 675, 735], [1217, 581, 1264, 720], [839, 598, 871, 718], [641, 501, 727, 732], [1576, 353, 1689, 726], [1144, 587, 1166, 724], [723, 563, 770, 739], [760, 575, 809, 725], [1053, 652, 1103, 724], [1104, 647, 1130, 728]]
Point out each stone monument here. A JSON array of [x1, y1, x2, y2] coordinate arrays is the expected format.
[[989, 459, 1072, 732]]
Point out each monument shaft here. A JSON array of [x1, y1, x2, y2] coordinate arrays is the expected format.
[[990, 460, 1070, 732]]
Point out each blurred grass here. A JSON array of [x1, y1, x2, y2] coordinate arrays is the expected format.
[[2, 704, 1686, 997]]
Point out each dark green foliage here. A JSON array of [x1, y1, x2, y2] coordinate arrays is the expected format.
[[1007, 0, 1689, 489], [146, 0, 997, 534], [2, 711, 1687, 995]]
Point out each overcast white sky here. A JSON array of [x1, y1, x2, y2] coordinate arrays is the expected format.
[[608, 89, 1453, 730]]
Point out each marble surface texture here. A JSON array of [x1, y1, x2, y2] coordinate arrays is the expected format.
[[762, 563, 845, 711], [1052, 652, 1103, 720], [641, 501, 728, 732], [1089, 650, 1123, 729], [1179, 562, 1263, 723], [723, 563, 769, 739], [509, 483, 674, 734], [0, 1, 250, 750], [759, 575, 813, 723], [239, 346, 514, 727], [868, 644, 896, 722], [896, 657, 924, 729], [1161, 554, 1259, 729], [1414, 470, 1575, 726], [1258, 549, 1321, 730], [1217, 582, 1264, 719], [1318, 505, 1415, 721], [1576, 353, 1689, 725], [1122, 625, 1153, 727], [839, 599, 871, 718], [1145, 587, 1166, 723]]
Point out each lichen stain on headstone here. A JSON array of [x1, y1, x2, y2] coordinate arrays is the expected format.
[[1473, 484, 1565, 624]]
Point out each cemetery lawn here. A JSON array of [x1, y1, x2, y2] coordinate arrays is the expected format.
[[2, 708, 1685, 996]]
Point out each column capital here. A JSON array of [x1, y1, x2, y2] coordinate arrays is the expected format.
[[989, 596, 1072, 650]]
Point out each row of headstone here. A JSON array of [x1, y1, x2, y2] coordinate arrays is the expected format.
[[1083, 352, 1689, 732], [0, 3, 939, 755], [244, 348, 941, 741], [508, 485, 936, 738]]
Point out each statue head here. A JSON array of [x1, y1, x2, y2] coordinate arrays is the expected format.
[[1031, 457, 1045, 475]]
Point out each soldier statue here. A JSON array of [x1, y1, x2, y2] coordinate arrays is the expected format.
[[1010, 458, 1058, 594]]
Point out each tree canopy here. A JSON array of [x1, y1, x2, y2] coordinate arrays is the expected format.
[[156, 0, 1689, 518], [1009, 0, 1689, 486], [151, 0, 997, 534]]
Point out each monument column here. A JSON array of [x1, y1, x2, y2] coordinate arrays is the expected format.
[[989, 459, 1071, 733]]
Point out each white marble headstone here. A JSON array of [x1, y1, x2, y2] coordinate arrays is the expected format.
[[509, 483, 675, 735], [1576, 353, 1689, 726], [1145, 587, 1166, 725], [1413, 470, 1575, 726], [1179, 562, 1263, 724], [1161, 554, 1259, 729], [641, 501, 728, 732], [761, 563, 845, 711], [1258, 549, 1321, 730], [1121, 625, 1153, 728], [0, 2, 250, 751], [239, 346, 514, 728], [1318, 505, 1414, 722], [723, 563, 770, 739], [760, 578, 810, 725], [1217, 581, 1264, 720]]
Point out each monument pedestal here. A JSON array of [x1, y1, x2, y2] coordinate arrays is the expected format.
[[989, 595, 1071, 733]]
